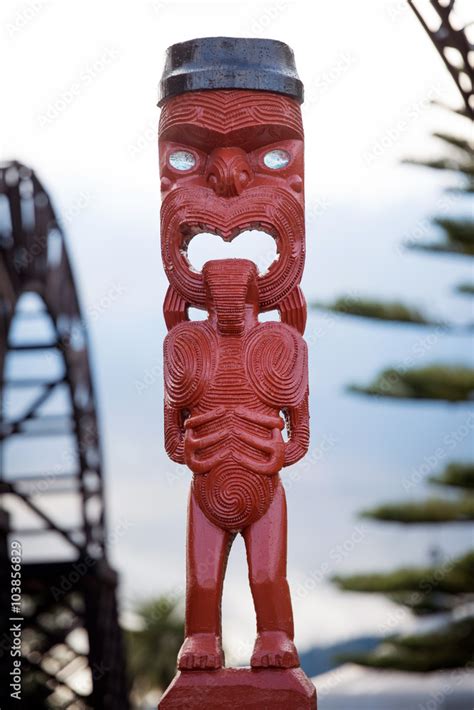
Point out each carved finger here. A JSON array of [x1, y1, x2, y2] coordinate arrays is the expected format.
[[235, 406, 284, 430], [185, 407, 225, 430]]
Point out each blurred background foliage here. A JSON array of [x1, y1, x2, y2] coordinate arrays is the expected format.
[[325, 105, 474, 674], [126, 596, 184, 703]]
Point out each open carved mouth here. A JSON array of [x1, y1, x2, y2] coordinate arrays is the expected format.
[[181, 227, 280, 276], [161, 185, 304, 313]]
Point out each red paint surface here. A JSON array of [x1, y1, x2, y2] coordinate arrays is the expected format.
[[160, 90, 306, 333], [159, 89, 315, 706], [159, 668, 316, 709]]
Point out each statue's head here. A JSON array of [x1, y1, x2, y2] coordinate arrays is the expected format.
[[158, 38, 305, 319]]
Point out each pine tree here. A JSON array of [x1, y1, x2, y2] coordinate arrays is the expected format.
[[315, 106, 474, 671]]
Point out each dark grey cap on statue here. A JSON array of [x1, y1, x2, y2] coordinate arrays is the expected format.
[[159, 36, 303, 105]]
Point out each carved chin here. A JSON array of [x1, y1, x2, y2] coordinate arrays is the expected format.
[[160, 186, 305, 311]]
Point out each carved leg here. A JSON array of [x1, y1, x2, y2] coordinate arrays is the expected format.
[[243, 481, 300, 668], [178, 487, 234, 670]]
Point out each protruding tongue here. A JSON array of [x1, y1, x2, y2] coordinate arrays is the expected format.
[[203, 259, 258, 335]]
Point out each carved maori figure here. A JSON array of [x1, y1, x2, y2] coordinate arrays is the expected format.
[[159, 38, 310, 674]]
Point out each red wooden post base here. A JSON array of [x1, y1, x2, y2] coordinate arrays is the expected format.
[[159, 668, 317, 709]]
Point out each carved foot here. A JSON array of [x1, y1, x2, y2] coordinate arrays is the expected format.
[[177, 633, 224, 670], [251, 631, 300, 668]]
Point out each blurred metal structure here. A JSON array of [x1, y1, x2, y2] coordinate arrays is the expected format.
[[0, 162, 129, 708], [408, 0, 474, 118]]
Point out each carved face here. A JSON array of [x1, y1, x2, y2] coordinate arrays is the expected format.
[[158, 89, 305, 314]]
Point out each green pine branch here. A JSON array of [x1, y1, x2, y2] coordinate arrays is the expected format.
[[402, 119, 474, 192], [403, 156, 474, 177], [361, 497, 474, 524], [445, 183, 474, 195], [387, 590, 458, 616], [432, 131, 474, 158], [312, 297, 440, 325], [333, 551, 474, 596], [429, 100, 471, 120], [348, 365, 474, 402], [434, 217, 474, 254], [429, 462, 474, 491], [407, 217, 474, 257], [407, 240, 474, 256], [340, 617, 474, 672], [456, 282, 474, 296]]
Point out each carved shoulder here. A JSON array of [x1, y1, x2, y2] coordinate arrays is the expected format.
[[243, 322, 308, 409], [163, 321, 218, 408]]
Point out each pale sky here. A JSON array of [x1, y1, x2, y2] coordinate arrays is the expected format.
[[0, 0, 470, 206]]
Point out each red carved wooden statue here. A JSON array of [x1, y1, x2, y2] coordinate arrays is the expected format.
[[158, 38, 316, 709]]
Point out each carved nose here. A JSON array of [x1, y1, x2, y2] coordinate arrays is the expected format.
[[206, 148, 253, 197]]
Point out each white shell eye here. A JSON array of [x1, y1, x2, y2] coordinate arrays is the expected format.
[[263, 149, 290, 170], [169, 150, 196, 171]]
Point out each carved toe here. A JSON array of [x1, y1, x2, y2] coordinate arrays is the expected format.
[[251, 631, 299, 669], [177, 634, 224, 670]]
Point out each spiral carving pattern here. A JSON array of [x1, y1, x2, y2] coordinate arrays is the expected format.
[[206, 150, 252, 197], [193, 463, 277, 532], [244, 322, 308, 408], [164, 322, 217, 407]]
